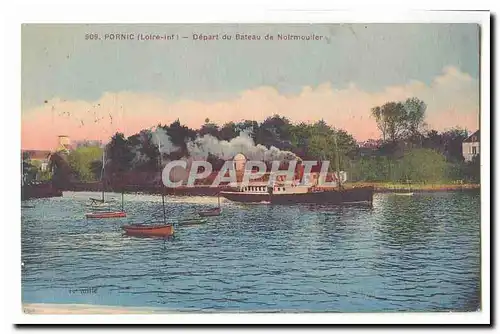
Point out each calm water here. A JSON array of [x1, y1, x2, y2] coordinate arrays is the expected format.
[[21, 191, 481, 312]]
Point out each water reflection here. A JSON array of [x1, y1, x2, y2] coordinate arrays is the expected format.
[[22, 191, 481, 312], [375, 194, 437, 248]]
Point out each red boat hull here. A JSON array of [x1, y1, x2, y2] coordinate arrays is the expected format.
[[85, 211, 127, 219], [122, 224, 174, 237]]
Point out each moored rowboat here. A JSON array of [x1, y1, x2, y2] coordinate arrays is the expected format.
[[178, 218, 207, 226], [86, 211, 127, 219], [122, 224, 174, 237], [198, 207, 221, 217]]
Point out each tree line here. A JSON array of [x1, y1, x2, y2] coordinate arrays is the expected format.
[[23, 97, 480, 187]]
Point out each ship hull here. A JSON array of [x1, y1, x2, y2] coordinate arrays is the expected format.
[[221, 186, 374, 205]]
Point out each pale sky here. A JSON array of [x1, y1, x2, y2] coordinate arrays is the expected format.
[[21, 23, 480, 150]]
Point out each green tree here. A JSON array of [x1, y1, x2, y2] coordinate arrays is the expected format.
[[441, 128, 469, 162], [106, 133, 134, 176], [289, 122, 311, 157], [371, 101, 406, 143], [67, 146, 103, 182], [127, 130, 160, 171], [48, 152, 72, 189], [89, 160, 103, 179], [371, 98, 427, 143], [256, 114, 292, 148], [159, 119, 197, 157], [21, 152, 38, 185], [235, 120, 259, 139], [220, 122, 239, 141], [346, 156, 391, 182], [199, 119, 221, 139], [298, 121, 357, 170], [462, 154, 480, 183], [394, 148, 448, 183], [403, 97, 427, 138]]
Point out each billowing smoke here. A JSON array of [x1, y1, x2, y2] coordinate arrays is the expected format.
[[152, 128, 179, 156], [102, 128, 180, 169], [186, 130, 298, 161]]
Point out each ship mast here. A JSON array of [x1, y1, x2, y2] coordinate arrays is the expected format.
[[101, 149, 105, 202], [155, 129, 167, 224], [333, 131, 342, 190]]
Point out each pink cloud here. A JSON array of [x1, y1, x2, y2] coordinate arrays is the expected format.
[[21, 66, 479, 150]]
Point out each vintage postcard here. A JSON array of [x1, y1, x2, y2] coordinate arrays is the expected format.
[[18, 13, 489, 324]]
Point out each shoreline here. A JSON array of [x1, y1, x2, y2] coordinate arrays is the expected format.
[[68, 182, 480, 195], [22, 303, 183, 314], [348, 182, 480, 193], [21, 182, 480, 201], [21, 303, 304, 314]]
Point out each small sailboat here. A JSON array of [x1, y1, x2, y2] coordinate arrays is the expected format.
[[122, 190, 174, 237], [86, 192, 127, 219], [198, 208, 221, 217], [122, 223, 174, 237], [122, 132, 173, 238], [394, 179, 414, 196], [87, 150, 116, 207], [198, 193, 222, 217]]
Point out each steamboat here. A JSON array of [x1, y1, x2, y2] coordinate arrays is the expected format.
[[220, 182, 374, 205], [220, 153, 374, 205]]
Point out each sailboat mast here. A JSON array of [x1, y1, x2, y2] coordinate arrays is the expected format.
[[101, 149, 105, 201], [162, 191, 166, 223], [333, 131, 342, 190], [156, 130, 166, 224]]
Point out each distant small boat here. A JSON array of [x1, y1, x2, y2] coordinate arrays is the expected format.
[[122, 223, 174, 237], [198, 193, 222, 217], [86, 199, 112, 207], [87, 151, 115, 207], [393, 179, 413, 196], [21, 205, 35, 209], [86, 211, 127, 219], [86, 192, 126, 219], [178, 217, 207, 226], [198, 207, 221, 217]]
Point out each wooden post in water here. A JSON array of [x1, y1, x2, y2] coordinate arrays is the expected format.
[[162, 190, 166, 224]]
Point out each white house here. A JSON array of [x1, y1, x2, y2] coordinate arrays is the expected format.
[[462, 130, 480, 162]]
